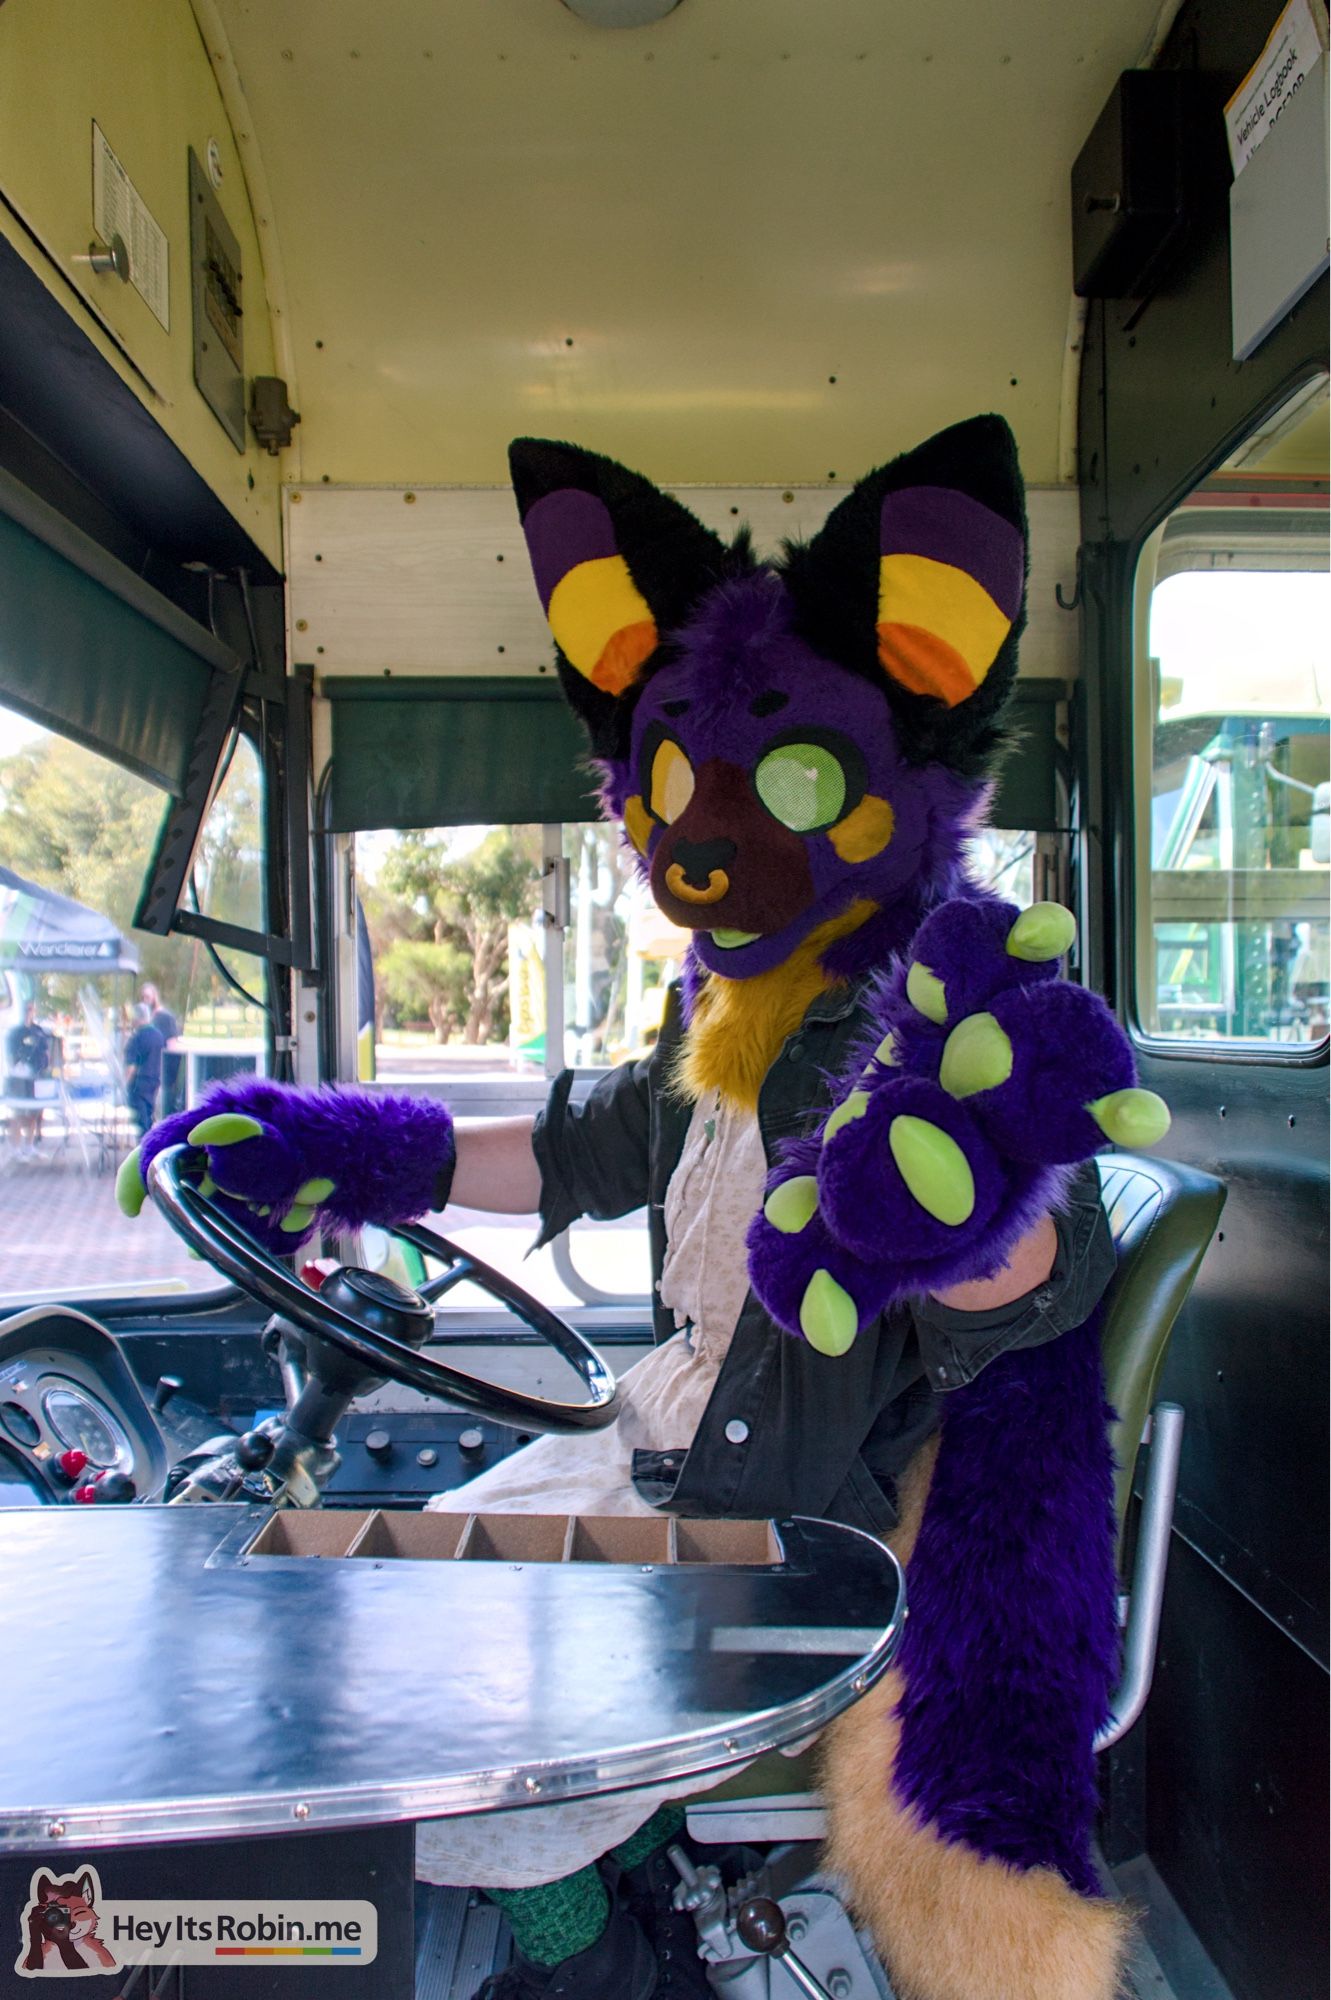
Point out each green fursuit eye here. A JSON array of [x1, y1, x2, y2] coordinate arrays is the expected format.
[[754, 742, 848, 832]]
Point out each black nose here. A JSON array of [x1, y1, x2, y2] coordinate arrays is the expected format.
[[672, 836, 736, 889]]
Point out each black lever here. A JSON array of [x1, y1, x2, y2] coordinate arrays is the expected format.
[[152, 1375, 185, 1415], [734, 1898, 835, 2000]]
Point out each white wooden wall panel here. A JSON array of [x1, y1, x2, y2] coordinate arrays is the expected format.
[[288, 485, 1080, 685]]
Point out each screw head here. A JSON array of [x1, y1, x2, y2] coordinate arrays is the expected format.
[[47, 1819, 66, 1839], [524, 1776, 542, 1796], [293, 1802, 311, 1821]]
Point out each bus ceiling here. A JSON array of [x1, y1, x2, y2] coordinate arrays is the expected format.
[[0, 0, 1188, 530]]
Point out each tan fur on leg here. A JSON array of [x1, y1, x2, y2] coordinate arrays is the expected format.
[[819, 1438, 1131, 2000]]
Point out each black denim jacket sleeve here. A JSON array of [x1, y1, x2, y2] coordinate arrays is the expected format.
[[530, 1057, 654, 1245], [910, 1161, 1117, 1391]]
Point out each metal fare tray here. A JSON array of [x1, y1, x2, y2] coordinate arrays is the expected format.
[[0, 1505, 904, 1853]]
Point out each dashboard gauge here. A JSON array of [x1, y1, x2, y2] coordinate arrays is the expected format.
[[42, 1386, 131, 1470], [0, 1401, 40, 1448]]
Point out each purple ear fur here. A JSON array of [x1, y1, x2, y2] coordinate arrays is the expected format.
[[141, 1078, 455, 1258], [894, 1314, 1121, 1893]]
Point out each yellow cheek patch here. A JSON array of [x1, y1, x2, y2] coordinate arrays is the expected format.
[[624, 795, 653, 855], [649, 739, 696, 823], [548, 556, 658, 694], [828, 794, 895, 862], [877, 553, 1011, 707]]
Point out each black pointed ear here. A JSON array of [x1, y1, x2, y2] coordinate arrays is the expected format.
[[781, 415, 1027, 773], [76, 1873, 96, 1905], [509, 439, 731, 751], [35, 1876, 58, 1900]]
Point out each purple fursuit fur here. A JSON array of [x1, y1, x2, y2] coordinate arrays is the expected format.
[[892, 1313, 1120, 1896], [141, 1077, 455, 1256]]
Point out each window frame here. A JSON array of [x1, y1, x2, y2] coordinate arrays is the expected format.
[[1127, 505, 1330, 1069]]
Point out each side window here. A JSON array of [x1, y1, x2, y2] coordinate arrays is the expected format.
[[1134, 404, 1329, 1049], [562, 822, 686, 1069], [357, 822, 652, 1312], [0, 708, 264, 1301]]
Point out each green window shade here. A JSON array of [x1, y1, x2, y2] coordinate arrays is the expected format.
[[0, 471, 236, 796], [327, 677, 602, 831], [327, 675, 1066, 835]]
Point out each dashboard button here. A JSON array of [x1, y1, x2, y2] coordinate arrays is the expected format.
[[458, 1427, 485, 1461], [364, 1428, 393, 1463], [55, 1449, 88, 1483]]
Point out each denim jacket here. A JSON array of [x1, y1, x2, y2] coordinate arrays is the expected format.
[[533, 982, 1115, 1537]]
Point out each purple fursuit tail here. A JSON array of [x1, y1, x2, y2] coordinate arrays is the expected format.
[[893, 1311, 1120, 1898]]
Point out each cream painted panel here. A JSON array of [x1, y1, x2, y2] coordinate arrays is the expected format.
[[290, 483, 1079, 683], [215, 0, 1162, 490], [0, 0, 282, 564]]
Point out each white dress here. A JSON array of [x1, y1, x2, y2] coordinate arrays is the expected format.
[[414, 1092, 769, 1888]]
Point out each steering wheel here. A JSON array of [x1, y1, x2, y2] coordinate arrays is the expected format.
[[146, 1145, 620, 1436]]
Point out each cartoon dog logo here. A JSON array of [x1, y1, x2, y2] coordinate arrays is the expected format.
[[15, 1867, 118, 1978]]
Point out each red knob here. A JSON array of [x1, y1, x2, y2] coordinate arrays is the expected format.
[[57, 1449, 88, 1481], [72, 1484, 99, 1504]]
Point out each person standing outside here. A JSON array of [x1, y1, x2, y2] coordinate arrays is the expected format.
[[5, 1000, 50, 1149], [141, 983, 183, 1116], [123, 1004, 164, 1141]]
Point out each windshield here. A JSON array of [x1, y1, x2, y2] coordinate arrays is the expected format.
[[0, 703, 266, 1303]]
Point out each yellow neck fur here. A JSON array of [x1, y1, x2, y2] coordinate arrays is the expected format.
[[675, 901, 878, 1114]]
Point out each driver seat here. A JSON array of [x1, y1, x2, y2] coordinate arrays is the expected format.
[[682, 1150, 1226, 1847]]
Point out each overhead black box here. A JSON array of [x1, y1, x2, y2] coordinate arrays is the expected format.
[[1071, 71, 1196, 299]]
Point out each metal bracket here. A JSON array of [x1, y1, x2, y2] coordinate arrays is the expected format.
[[249, 375, 301, 455]]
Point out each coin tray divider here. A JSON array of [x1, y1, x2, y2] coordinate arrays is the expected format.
[[245, 1509, 784, 1567]]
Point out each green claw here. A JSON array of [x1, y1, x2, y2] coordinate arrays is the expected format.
[[187, 1112, 264, 1148], [198, 1172, 218, 1198], [823, 1088, 871, 1145], [763, 1176, 820, 1235], [280, 1203, 316, 1234], [888, 1115, 975, 1225], [294, 1176, 336, 1206], [906, 961, 948, 1024], [799, 1270, 859, 1357], [940, 1012, 1014, 1099], [862, 1032, 899, 1079], [1088, 1088, 1171, 1149], [115, 1147, 147, 1218], [1006, 901, 1076, 964]]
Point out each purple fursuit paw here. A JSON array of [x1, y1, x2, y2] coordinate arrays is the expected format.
[[116, 1078, 456, 1257], [748, 898, 1169, 1353]]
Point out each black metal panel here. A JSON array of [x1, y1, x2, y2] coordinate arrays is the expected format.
[[1078, 0, 1328, 550], [1075, 3, 1329, 1992], [0, 234, 279, 586], [1147, 1537, 1329, 2000], [1137, 1057, 1328, 1663]]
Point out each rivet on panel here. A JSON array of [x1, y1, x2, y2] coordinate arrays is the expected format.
[[404, 492, 416, 504], [293, 1802, 310, 1821], [782, 491, 794, 503], [295, 619, 308, 632], [290, 490, 302, 503]]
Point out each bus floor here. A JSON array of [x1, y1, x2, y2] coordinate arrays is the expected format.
[[411, 1852, 1237, 2000]]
